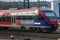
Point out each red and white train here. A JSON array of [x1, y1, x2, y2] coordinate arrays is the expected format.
[[0, 8, 58, 33]]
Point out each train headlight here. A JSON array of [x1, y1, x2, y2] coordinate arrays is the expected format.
[[34, 22, 41, 25]]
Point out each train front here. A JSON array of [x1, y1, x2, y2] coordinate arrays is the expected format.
[[42, 10, 58, 32]]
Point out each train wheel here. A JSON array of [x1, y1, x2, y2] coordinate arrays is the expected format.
[[35, 28, 41, 33], [30, 28, 35, 32], [41, 27, 58, 33], [50, 27, 58, 32], [50, 25, 58, 32]]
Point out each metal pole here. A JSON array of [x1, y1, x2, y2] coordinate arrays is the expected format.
[[37, 0, 40, 8], [23, 0, 30, 8], [9, 0, 12, 8], [28, 0, 29, 8], [24, 0, 25, 8], [14, 0, 15, 8]]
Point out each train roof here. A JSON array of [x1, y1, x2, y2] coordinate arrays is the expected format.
[[42, 10, 54, 12], [0, 8, 41, 16], [0, 8, 39, 13]]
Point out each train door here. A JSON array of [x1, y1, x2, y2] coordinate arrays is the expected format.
[[11, 16, 17, 26]]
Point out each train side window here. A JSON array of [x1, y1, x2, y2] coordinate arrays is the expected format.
[[21, 16, 27, 20], [16, 16, 27, 20], [27, 16, 33, 20], [2, 16, 6, 22], [0, 16, 6, 22], [34, 15, 38, 20], [1, 16, 11, 22], [16, 16, 21, 20], [6, 16, 11, 22], [0, 17, 3, 22]]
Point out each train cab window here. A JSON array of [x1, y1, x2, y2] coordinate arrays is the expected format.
[[38, 15, 45, 20]]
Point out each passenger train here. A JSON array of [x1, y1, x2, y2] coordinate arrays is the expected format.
[[0, 8, 58, 33]]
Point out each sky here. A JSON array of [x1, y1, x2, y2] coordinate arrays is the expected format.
[[0, 0, 54, 2]]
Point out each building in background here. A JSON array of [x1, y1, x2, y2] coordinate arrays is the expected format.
[[53, 0, 60, 19]]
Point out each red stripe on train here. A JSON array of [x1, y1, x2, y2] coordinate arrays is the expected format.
[[0, 22, 12, 25]]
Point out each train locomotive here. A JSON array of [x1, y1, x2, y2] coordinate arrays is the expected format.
[[0, 8, 58, 33]]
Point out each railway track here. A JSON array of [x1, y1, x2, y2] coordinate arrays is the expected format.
[[0, 28, 60, 40]]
